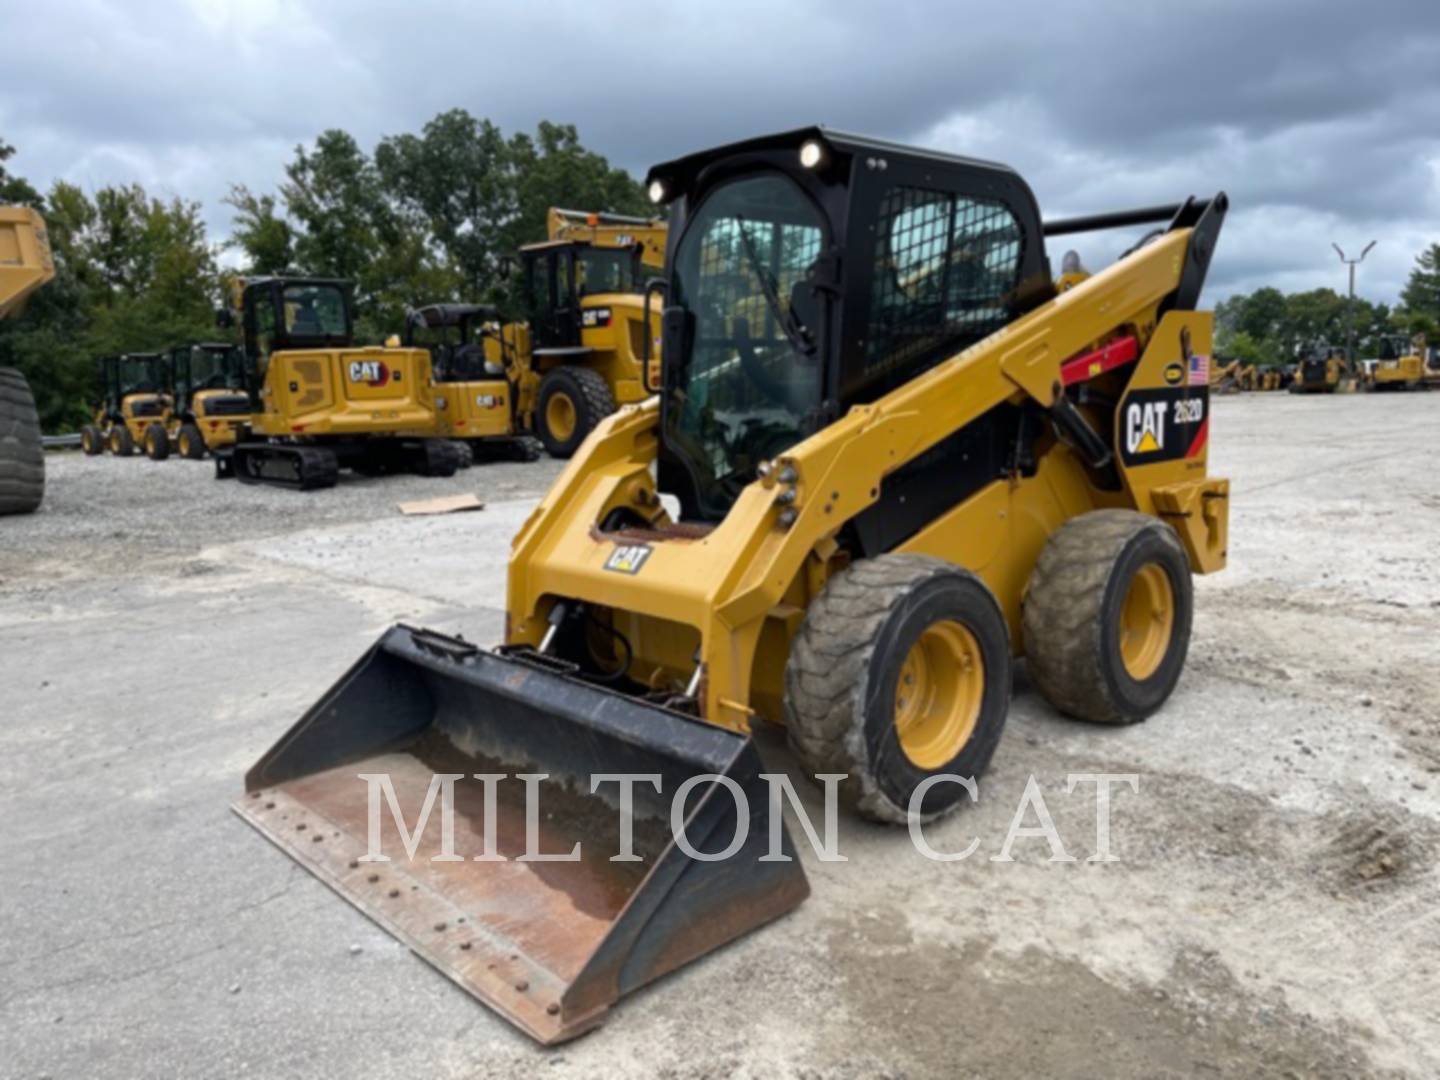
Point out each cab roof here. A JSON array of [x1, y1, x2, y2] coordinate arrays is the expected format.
[[645, 126, 1023, 196]]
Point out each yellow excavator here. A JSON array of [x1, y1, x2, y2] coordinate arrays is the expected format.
[[0, 206, 54, 514], [236, 129, 1230, 1043], [215, 276, 462, 488], [1369, 334, 1426, 391]]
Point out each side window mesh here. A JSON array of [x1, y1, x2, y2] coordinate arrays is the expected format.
[[866, 186, 1023, 384]]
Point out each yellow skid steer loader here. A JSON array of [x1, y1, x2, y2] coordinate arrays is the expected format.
[[236, 129, 1230, 1043]]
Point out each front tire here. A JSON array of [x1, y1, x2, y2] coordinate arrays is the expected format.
[[144, 423, 171, 461], [785, 554, 1012, 824], [535, 366, 616, 458], [1022, 510, 1193, 724], [177, 424, 206, 459], [81, 425, 104, 456], [110, 425, 135, 457]]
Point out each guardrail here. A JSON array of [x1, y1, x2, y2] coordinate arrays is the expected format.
[[42, 433, 82, 449]]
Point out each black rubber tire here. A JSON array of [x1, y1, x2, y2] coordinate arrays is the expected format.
[[1022, 510, 1194, 725], [81, 425, 104, 456], [535, 366, 616, 459], [0, 366, 45, 516], [144, 423, 171, 461], [177, 423, 206, 460], [784, 553, 1012, 824], [110, 424, 135, 457]]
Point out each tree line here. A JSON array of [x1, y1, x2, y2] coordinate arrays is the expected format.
[[1216, 247, 1440, 368], [4, 110, 1440, 431], [0, 111, 648, 431]]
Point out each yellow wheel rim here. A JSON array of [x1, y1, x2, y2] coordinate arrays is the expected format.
[[1119, 563, 1175, 680], [545, 391, 577, 442], [180, 432, 193, 457], [895, 620, 985, 770], [109, 430, 121, 453]]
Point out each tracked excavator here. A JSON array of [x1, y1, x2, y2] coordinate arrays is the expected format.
[[0, 206, 54, 514], [215, 276, 462, 489], [236, 129, 1230, 1043]]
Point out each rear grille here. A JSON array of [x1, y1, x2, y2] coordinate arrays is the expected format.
[[131, 400, 163, 418], [204, 395, 251, 417]]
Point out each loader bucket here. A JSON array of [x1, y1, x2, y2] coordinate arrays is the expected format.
[[233, 624, 810, 1044]]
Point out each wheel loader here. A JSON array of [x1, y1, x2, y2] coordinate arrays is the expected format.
[[81, 352, 172, 458], [508, 231, 662, 457], [0, 206, 54, 515], [235, 128, 1230, 1044], [157, 342, 252, 459], [547, 207, 667, 270], [214, 276, 462, 489]]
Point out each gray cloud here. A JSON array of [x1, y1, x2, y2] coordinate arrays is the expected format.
[[2, 0, 1436, 303]]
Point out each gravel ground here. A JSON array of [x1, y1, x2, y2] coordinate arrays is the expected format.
[[0, 451, 565, 581], [2, 393, 1438, 1079]]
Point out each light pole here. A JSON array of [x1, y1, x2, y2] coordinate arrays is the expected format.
[[1332, 240, 1376, 367]]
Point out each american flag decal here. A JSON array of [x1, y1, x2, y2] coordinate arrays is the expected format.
[[1189, 353, 1210, 386]]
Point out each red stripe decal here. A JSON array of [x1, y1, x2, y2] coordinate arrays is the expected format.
[[1185, 414, 1209, 458], [1060, 336, 1139, 386]]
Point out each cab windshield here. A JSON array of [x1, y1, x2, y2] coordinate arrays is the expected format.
[[282, 284, 348, 338], [666, 172, 827, 517], [190, 347, 245, 390], [118, 356, 165, 396], [577, 248, 637, 296]]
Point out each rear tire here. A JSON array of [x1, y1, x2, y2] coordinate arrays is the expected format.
[[784, 553, 1012, 824], [0, 366, 45, 516], [81, 425, 104, 456], [1022, 510, 1193, 724], [110, 424, 135, 457], [178, 424, 206, 460], [535, 366, 616, 458], [145, 423, 171, 461]]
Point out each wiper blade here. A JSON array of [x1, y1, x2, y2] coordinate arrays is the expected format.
[[735, 215, 815, 358]]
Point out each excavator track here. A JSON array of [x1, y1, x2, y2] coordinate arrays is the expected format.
[[231, 442, 340, 490]]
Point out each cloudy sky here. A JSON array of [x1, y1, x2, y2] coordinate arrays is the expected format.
[[4, 0, 1438, 303]]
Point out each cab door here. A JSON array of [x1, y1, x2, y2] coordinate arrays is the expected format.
[[528, 249, 581, 351]]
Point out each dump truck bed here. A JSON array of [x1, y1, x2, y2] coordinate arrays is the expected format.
[[0, 206, 54, 320]]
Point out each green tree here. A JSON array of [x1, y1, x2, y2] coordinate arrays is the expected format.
[[376, 109, 509, 299], [0, 139, 43, 207], [501, 121, 648, 257], [1399, 243, 1440, 322], [224, 185, 294, 274], [1, 165, 221, 430]]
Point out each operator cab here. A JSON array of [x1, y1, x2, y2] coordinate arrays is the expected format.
[[521, 240, 645, 352], [99, 352, 169, 419], [231, 277, 354, 362], [645, 127, 1053, 521], [404, 303, 504, 382], [169, 343, 249, 416]]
